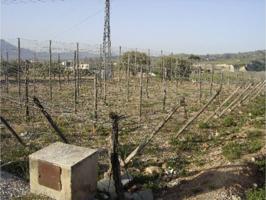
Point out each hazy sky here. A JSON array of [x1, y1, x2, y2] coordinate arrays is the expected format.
[[1, 0, 265, 54]]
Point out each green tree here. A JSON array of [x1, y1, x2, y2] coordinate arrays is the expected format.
[[121, 51, 148, 75], [156, 55, 177, 80], [176, 59, 192, 80]]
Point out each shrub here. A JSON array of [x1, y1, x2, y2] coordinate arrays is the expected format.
[[246, 187, 265, 200], [222, 142, 243, 160], [223, 116, 237, 127], [246, 139, 263, 154], [198, 121, 210, 129]]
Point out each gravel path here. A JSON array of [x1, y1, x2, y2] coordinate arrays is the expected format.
[[0, 170, 29, 200]]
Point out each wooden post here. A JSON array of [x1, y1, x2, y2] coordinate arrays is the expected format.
[[126, 54, 130, 102], [204, 85, 241, 123], [162, 51, 166, 111], [58, 53, 62, 90], [175, 62, 179, 96], [109, 112, 124, 199], [218, 83, 252, 118], [33, 97, 68, 143], [5, 52, 9, 93], [139, 64, 143, 120], [134, 49, 137, 77], [210, 65, 214, 96], [175, 86, 222, 138], [249, 82, 265, 101], [25, 60, 30, 121], [74, 51, 77, 113], [33, 52, 37, 95], [93, 74, 98, 133], [0, 116, 26, 147], [170, 52, 173, 80], [49, 40, 52, 101], [230, 82, 264, 111], [146, 49, 150, 99], [123, 102, 182, 166], [180, 97, 188, 120], [76, 43, 80, 96], [118, 46, 122, 82], [103, 46, 107, 103], [18, 38, 21, 101], [199, 67, 202, 103]]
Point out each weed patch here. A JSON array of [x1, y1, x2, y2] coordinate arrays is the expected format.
[[223, 116, 237, 127]]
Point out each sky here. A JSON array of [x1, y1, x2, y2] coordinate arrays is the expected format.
[[1, 0, 266, 54]]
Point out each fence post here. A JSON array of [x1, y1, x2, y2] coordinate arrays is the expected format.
[[33, 52, 37, 95], [0, 116, 26, 147], [139, 64, 143, 120], [49, 40, 52, 101], [18, 38, 21, 102], [5, 52, 9, 93], [76, 43, 80, 96], [93, 74, 98, 134], [25, 60, 30, 121], [199, 67, 202, 103], [162, 51, 166, 111], [33, 97, 69, 143], [74, 51, 77, 113], [210, 65, 214, 96], [109, 112, 124, 199], [126, 54, 130, 102], [58, 53, 62, 90], [146, 49, 150, 99], [118, 46, 122, 82]]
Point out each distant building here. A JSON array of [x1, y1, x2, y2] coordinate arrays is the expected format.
[[80, 63, 90, 70], [215, 64, 235, 72], [61, 61, 72, 68], [239, 66, 247, 72]]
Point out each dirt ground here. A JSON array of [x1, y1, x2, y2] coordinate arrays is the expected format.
[[0, 73, 265, 199]]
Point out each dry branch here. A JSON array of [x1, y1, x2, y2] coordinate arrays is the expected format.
[[0, 116, 27, 147], [109, 112, 124, 199], [123, 102, 182, 166], [175, 85, 222, 138], [204, 85, 241, 123], [217, 83, 252, 118], [33, 96, 69, 143]]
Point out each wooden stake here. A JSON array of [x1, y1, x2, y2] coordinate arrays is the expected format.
[[109, 112, 124, 199], [210, 65, 214, 96], [146, 49, 150, 99], [74, 51, 77, 113], [126, 55, 130, 102], [25, 60, 30, 121], [123, 102, 182, 166], [93, 74, 98, 133], [217, 83, 252, 118], [5, 52, 9, 94], [175, 85, 222, 138], [49, 40, 52, 101], [33, 97, 68, 143], [76, 43, 80, 96], [18, 38, 21, 102], [58, 54, 62, 90], [139, 64, 143, 120], [204, 85, 241, 123], [199, 67, 202, 103], [0, 116, 26, 147]]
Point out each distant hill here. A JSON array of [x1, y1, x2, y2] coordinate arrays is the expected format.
[[173, 50, 265, 71], [1, 39, 265, 71], [0, 39, 98, 61], [1, 39, 35, 60]]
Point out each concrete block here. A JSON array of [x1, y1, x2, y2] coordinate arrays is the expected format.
[[29, 142, 98, 200]]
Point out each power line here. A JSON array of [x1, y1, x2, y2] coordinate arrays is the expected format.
[[49, 9, 103, 40], [1, 0, 65, 5]]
